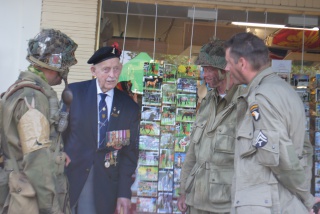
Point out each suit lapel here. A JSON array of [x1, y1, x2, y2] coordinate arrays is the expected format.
[[87, 80, 98, 144]]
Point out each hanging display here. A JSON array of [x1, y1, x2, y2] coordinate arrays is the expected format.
[[135, 61, 201, 213]]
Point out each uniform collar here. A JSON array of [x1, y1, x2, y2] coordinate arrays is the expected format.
[[241, 66, 274, 99], [209, 84, 238, 105], [18, 70, 53, 92], [223, 84, 239, 104]]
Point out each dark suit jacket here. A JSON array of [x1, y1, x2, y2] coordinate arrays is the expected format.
[[63, 79, 140, 214]]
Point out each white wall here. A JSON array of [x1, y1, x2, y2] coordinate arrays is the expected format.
[[0, 0, 42, 92]]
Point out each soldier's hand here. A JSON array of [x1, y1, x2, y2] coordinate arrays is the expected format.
[[310, 198, 320, 214], [177, 194, 187, 213]]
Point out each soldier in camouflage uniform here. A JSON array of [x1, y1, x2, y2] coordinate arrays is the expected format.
[[0, 29, 77, 214], [177, 40, 242, 214]]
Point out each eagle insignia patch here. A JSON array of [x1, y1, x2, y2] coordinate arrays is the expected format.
[[254, 131, 268, 148], [250, 104, 260, 121]]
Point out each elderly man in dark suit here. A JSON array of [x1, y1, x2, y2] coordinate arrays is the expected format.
[[63, 42, 140, 214]]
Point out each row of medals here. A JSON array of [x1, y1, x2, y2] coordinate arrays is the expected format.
[[101, 106, 116, 168]]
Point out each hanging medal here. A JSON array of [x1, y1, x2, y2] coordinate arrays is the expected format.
[[104, 152, 111, 168], [109, 152, 115, 165], [113, 150, 118, 166]]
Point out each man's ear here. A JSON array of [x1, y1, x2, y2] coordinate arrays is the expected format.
[[90, 66, 96, 77], [238, 57, 247, 70]]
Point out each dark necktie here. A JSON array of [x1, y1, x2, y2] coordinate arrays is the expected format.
[[98, 93, 108, 149]]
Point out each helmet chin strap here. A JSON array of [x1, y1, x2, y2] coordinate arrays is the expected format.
[[226, 72, 230, 91], [217, 69, 231, 93], [218, 69, 226, 81]]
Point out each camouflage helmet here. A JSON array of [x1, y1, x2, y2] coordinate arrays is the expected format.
[[27, 29, 78, 75], [195, 39, 226, 70]]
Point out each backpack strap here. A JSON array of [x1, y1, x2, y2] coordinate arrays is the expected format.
[[0, 80, 45, 166], [1, 80, 45, 100]]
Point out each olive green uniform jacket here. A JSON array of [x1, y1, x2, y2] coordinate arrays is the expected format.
[[232, 67, 314, 213], [180, 85, 240, 213], [1, 71, 70, 214]]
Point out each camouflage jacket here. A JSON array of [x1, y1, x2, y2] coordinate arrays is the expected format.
[[1, 71, 70, 214]]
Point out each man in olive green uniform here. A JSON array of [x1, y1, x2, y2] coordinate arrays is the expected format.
[[177, 40, 241, 214], [224, 32, 319, 213], [0, 29, 77, 214]]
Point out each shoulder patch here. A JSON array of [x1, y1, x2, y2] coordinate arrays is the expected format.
[[250, 104, 260, 121]]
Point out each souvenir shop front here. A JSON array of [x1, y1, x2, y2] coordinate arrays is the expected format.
[[95, 1, 320, 213]]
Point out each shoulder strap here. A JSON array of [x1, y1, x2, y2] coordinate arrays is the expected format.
[[0, 80, 45, 167], [1, 80, 45, 100]]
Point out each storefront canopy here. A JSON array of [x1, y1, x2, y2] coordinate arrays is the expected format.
[[266, 29, 320, 51], [119, 52, 152, 94]]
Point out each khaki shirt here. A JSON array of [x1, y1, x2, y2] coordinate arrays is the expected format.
[[232, 67, 314, 213], [180, 85, 240, 213]]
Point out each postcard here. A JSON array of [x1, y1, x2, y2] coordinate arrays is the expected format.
[[138, 151, 159, 166], [138, 166, 158, 181], [176, 64, 201, 79], [158, 169, 174, 191], [176, 108, 196, 122], [162, 83, 177, 104], [142, 90, 162, 106], [174, 135, 191, 152], [161, 106, 176, 126], [136, 197, 157, 213], [137, 181, 158, 197], [139, 135, 160, 151], [160, 133, 175, 149], [177, 78, 197, 93], [159, 149, 174, 169], [140, 121, 160, 136], [174, 152, 186, 168], [176, 93, 197, 108], [163, 64, 177, 83], [157, 192, 173, 213], [141, 106, 161, 121]]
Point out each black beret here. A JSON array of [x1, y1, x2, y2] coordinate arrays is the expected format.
[[87, 42, 122, 64]]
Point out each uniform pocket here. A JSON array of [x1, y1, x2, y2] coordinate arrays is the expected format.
[[253, 129, 279, 167], [234, 185, 272, 213], [185, 164, 200, 193], [212, 124, 235, 166], [209, 169, 233, 203], [237, 118, 256, 158], [190, 120, 207, 145]]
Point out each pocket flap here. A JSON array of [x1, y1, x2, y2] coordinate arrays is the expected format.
[[185, 162, 203, 193], [9, 171, 36, 197], [234, 185, 272, 207], [195, 120, 207, 129], [190, 120, 207, 144]]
